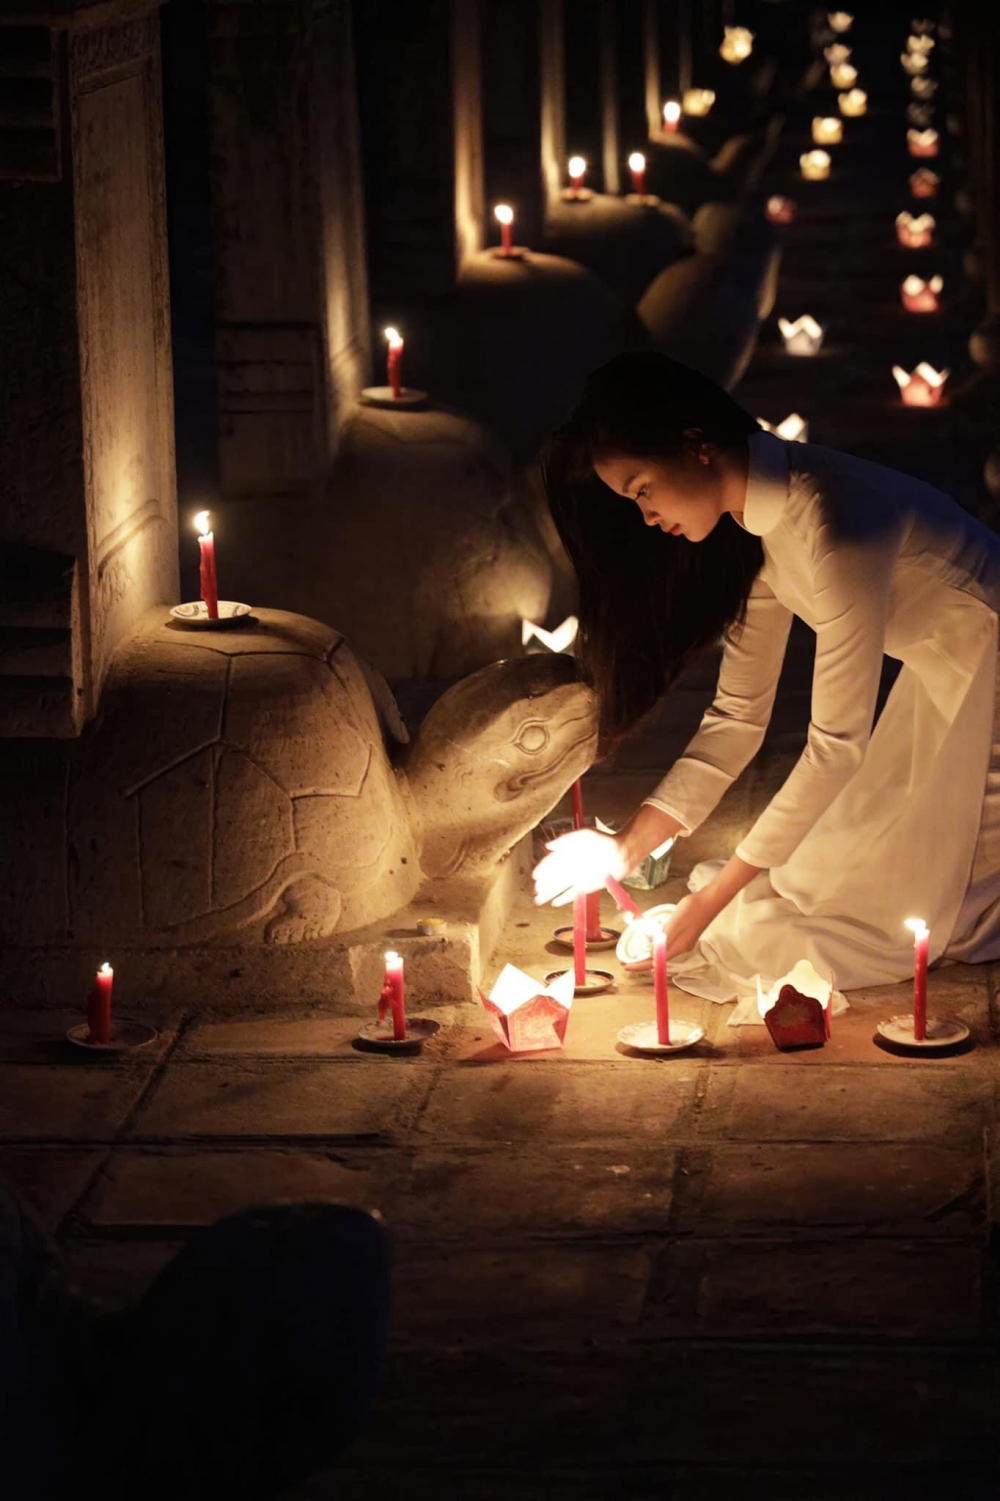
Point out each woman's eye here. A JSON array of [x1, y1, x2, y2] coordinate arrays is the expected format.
[[636, 484, 649, 501]]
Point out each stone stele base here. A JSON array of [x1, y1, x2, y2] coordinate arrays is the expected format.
[[0, 836, 531, 1016]]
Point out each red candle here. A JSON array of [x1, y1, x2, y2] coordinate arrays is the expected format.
[[662, 100, 681, 133], [573, 893, 587, 987], [194, 511, 219, 620], [384, 326, 403, 399], [567, 155, 587, 192], [570, 779, 602, 940], [494, 203, 514, 255], [605, 875, 641, 918], [907, 919, 929, 1040], [88, 961, 113, 1045], [652, 925, 670, 1044], [628, 152, 647, 197], [383, 950, 406, 1040]]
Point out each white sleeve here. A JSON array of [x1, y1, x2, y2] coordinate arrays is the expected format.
[[643, 574, 793, 834], [735, 512, 896, 870]]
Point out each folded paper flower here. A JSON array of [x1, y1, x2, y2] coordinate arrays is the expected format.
[[521, 614, 579, 654], [830, 62, 857, 89], [838, 88, 867, 117], [893, 362, 949, 406], [907, 127, 939, 158], [719, 25, 753, 63], [911, 75, 937, 99], [800, 149, 831, 181], [778, 315, 825, 356], [900, 274, 943, 312], [896, 211, 935, 248], [827, 10, 853, 31], [757, 413, 809, 441], [480, 964, 575, 1052], [901, 50, 928, 76], [909, 168, 940, 199], [824, 42, 851, 65], [757, 960, 834, 1050], [765, 195, 796, 224]]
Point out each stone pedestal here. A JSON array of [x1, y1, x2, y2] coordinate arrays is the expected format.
[[0, 1, 177, 734]]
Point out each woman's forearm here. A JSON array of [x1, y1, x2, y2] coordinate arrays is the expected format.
[[613, 802, 686, 873], [702, 851, 763, 912]]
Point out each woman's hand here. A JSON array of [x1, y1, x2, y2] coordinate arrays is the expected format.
[[622, 889, 722, 969], [532, 829, 626, 907]]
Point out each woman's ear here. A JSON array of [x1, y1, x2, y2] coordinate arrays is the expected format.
[[680, 427, 711, 466]]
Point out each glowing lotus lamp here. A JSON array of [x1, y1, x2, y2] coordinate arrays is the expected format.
[[911, 75, 937, 100], [907, 102, 934, 129], [800, 149, 831, 182], [765, 195, 797, 225], [827, 11, 853, 32], [900, 274, 943, 313], [812, 116, 843, 146], [901, 50, 928, 76], [907, 33, 935, 54], [682, 87, 715, 117], [493, 202, 515, 255], [521, 615, 579, 654], [830, 62, 858, 89], [910, 166, 940, 199], [662, 99, 681, 133], [893, 362, 949, 407], [896, 210, 935, 248], [911, 18, 935, 37], [627, 151, 648, 196], [838, 88, 867, 117], [907, 127, 939, 159], [758, 413, 809, 441], [719, 25, 754, 64], [824, 42, 852, 66], [778, 315, 825, 357]]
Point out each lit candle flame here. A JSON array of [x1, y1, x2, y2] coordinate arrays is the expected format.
[[383, 325, 403, 349], [662, 100, 681, 127], [905, 917, 929, 940], [384, 949, 401, 964], [494, 203, 514, 226], [194, 510, 212, 538], [99, 961, 113, 977], [627, 151, 646, 173], [567, 155, 587, 180]]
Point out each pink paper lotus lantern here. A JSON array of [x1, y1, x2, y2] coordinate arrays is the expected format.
[[896, 211, 935, 248], [908, 128, 939, 158], [480, 965, 574, 1052], [910, 167, 940, 199], [758, 413, 809, 442], [901, 50, 928, 76], [893, 362, 949, 407], [900, 274, 943, 313], [766, 195, 797, 224], [757, 961, 835, 1051], [911, 75, 937, 100]]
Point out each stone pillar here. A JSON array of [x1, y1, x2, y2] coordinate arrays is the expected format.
[[353, 0, 483, 310], [208, 0, 370, 506], [0, 1, 176, 736]]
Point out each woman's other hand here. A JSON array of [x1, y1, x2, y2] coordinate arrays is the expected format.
[[621, 889, 721, 969], [532, 830, 626, 907]]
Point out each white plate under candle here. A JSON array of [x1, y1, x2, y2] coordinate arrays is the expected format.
[[615, 904, 678, 967], [617, 1019, 704, 1055], [544, 967, 615, 996], [875, 1014, 970, 1051], [359, 385, 429, 409], [66, 1019, 159, 1052], [170, 601, 253, 629], [552, 925, 621, 952], [355, 1017, 440, 1053]]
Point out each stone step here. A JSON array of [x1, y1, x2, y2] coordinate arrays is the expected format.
[[0, 625, 72, 677], [0, 674, 78, 737]]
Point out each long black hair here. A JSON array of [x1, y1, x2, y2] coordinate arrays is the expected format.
[[543, 351, 765, 756]]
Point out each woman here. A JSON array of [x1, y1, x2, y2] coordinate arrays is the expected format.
[[533, 351, 1000, 999]]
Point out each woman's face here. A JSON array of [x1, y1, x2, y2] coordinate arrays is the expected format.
[[593, 444, 729, 543]]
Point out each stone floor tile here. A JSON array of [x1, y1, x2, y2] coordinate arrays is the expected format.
[[641, 1238, 982, 1339], [0, 1010, 177, 1063], [701, 1066, 990, 1144], [624, 1346, 1000, 1465], [130, 1060, 433, 1140], [294, 1472, 625, 1501], [85, 1146, 401, 1228], [665, 1463, 994, 1501], [393, 1244, 651, 1344], [181, 1008, 460, 1058], [391, 1147, 677, 1240], [59, 1238, 183, 1312], [687, 1143, 985, 1236], [0, 1063, 155, 1141], [0, 1147, 104, 1230], [418, 1062, 702, 1144]]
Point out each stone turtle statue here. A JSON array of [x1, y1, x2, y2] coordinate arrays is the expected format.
[[66, 609, 597, 947]]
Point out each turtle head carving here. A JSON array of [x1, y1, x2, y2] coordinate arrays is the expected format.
[[406, 655, 598, 879]]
